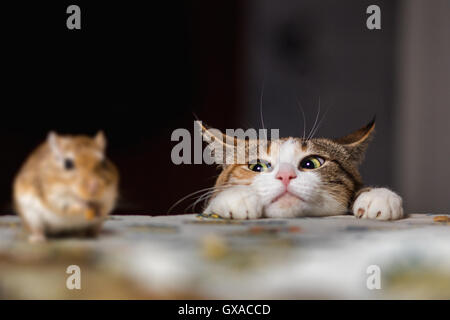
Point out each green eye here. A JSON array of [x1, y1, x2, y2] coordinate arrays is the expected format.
[[248, 160, 272, 172], [299, 156, 325, 170]]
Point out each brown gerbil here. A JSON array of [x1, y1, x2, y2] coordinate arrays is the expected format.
[[13, 131, 119, 242]]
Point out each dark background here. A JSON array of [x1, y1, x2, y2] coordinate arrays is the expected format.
[[1, 1, 449, 215], [2, 1, 243, 215]]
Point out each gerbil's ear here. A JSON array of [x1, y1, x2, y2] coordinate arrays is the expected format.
[[333, 117, 376, 164], [94, 131, 107, 151], [47, 131, 62, 158]]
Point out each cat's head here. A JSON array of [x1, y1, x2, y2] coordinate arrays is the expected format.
[[201, 118, 375, 218]]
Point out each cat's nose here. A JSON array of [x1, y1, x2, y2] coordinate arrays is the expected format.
[[276, 163, 297, 187]]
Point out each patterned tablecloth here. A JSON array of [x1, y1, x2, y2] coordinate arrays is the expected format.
[[0, 213, 449, 299]]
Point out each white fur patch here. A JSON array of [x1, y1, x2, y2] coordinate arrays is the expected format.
[[204, 186, 262, 219], [16, 193, 104, 235], [277, 139, 298, 163], [353, 188, 404, 220]]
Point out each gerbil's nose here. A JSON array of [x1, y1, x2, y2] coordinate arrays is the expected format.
[[87, 179, 100, 195], [276, 163, 297, 188]]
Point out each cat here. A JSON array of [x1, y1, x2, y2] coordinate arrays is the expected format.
[[200, 118, 404, 220]]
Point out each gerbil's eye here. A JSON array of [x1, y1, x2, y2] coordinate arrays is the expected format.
[[299, 156, 325, 170], [248, 160, 272, 173], [64, 158, 75, 170], [100, 159, 108, 169]]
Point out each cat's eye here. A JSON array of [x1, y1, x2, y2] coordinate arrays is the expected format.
[[64, 158, 75, 170], [248, 160, 272, 173], [299, 156, 325, 170]]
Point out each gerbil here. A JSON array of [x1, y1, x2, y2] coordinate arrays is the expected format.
[[13, 131, 119, 242]]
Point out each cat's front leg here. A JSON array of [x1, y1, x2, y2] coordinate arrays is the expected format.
[[204, 186, 263, 220], [352, 188, 404, 220]]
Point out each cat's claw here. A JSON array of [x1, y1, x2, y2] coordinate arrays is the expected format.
[[353, 188, 404, 220], [204, 187, 263, 220]]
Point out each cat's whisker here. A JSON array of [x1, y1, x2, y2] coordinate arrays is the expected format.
[[307, 97, 321, 141], [188, 190, 220, 213], [184, 184, 231, 212], [295, 97, 307, 141], [186, 189, 218, 211], [309, 106, 330, 140], [259, 80, 268, 141], [167, 186, 224, 214]]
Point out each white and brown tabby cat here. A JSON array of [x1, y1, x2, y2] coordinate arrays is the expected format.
[[201, 119, 404, 220]]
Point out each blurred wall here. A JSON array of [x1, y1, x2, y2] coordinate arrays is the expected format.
[[242, 0, 397, 188], [395, 0, 450, 213]]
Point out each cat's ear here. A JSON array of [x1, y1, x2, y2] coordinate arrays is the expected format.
[[333, 117, 376, 164], [198, 122, 232, 146], [197, 121, 247, 166]]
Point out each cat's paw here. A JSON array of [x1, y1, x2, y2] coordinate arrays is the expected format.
[[353, 188, 404, 220], [204, 187, 263, 220]]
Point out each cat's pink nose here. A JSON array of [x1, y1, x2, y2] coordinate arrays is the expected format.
[[276, 163, 297, 187]]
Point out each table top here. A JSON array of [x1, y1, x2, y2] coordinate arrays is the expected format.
[[0, 213, 449, 299]]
